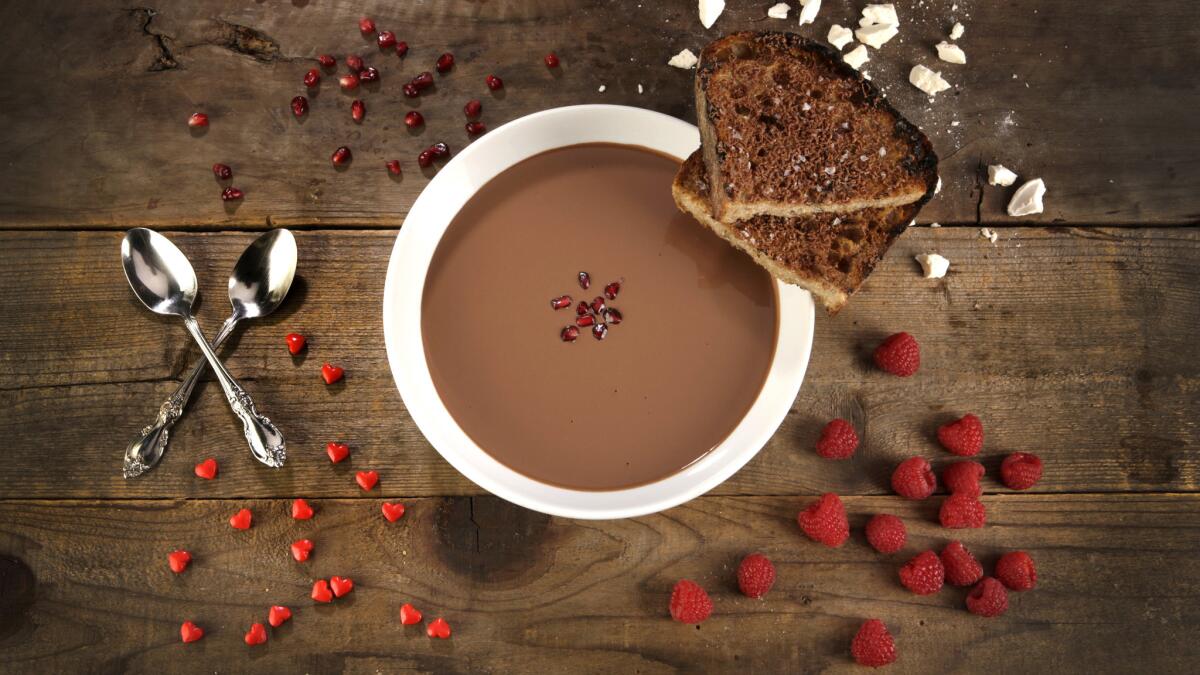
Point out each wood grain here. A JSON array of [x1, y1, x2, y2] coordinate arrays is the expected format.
[[0, 494, 1195, 673], [0, 1, 1195, 228], [0, 227, 1196, 498]]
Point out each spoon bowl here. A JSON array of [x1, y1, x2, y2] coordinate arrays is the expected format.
[[121, 228, 198, 317], [229, 229, 297, 320]]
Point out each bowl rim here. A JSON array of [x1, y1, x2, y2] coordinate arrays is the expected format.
[[382, 104, 814, 520]]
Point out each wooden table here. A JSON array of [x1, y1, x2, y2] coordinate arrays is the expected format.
[[1, 1, 1196, 672]]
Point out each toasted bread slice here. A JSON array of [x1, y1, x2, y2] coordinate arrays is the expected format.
[[696, 32, 938, 223], [673, 151, 918, 314]]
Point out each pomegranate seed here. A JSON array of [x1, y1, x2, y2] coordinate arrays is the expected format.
[[339, 73, 360, 90], [561, 326, 580, 342], [417, 150, 434, 168], [464, 99, 482, 118], [544, 52, 560, 68], [436, 52, 455, 73], [359, 17, 376, 34], [359, 66, 379, 83], [576, 300, 590, 316], [591, 296, 606, 314], [212, 163, 232, 180], [221, 187, 243, 201], [403, 83, 420, 98], [351, 99, 365, 122], [604, 281, 621, 299], [485, 74, 504, 90], [412, 72, 434, 90], [576, 314, 595, 327], [318, 54, 336, 68], [346, 54, 365, 72], [395, 41, 409, 57], [592, 322, 608, 340], [603, 307, 623, 325], [386, 160, 402, 176], [377, 31, 396, 49], [465, 121, 486, 136], [430, 142, 450, 158], [404, 111, 424, 128], [291, 95, 308, 117], [331, 146, 352, 166], [578, 272, 591, 289], [303, 68, 320, 87], [188, 112, 208, 128], [551, 295, 573, 310]]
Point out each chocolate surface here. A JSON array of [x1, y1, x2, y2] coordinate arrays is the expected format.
[[422, 144, 778, 490]]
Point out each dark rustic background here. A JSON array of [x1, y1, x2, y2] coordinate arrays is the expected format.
[[0, 0, 1197, 673]]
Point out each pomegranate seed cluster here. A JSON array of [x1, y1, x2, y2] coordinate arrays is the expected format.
[[553, 273, 623, 343]]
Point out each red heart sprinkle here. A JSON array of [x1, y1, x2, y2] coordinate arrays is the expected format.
[[311, 578, 333, 603], [244, 622, 267, 646], [356, 470, 379, 491], [229, 508, 252, 530], [330, 575, 354, 598], [400, 603, 423, 625], [381, 502, 406, 522], [193, 458, 218, 480], [321, 363, 345, 384], [268, 605, 292, 627], [180, 621, 204, 643], [168, 550, 192, 574], [286, 332, 306, 355], [427, 617, 451, 639], [326, 442, 350, 464], [291, 498, 314, 520], [291, 539, 314, 562]]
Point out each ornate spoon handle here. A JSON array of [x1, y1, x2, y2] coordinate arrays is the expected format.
[[122, 316, 239, 478]]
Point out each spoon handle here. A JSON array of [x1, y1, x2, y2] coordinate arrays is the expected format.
[[182, 316, 287, 468], [123, 316, 241, 478]]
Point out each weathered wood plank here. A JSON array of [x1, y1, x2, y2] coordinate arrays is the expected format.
[[0, 495, 1195, 673], [0, 1, 1195, 228], [0, 228, 1196, 498]]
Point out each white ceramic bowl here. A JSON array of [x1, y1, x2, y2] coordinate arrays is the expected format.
[[383, 105, 814, 520]]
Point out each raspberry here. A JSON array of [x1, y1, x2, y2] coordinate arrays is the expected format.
[[891, 457, 936, 499], [939, 494, 986, 528], [898, 550, 944, 595], [815, 418, 859, 459], [942, 461, 985, 497], [865, 514, 906, 554], [1000, 452, 1043, 490], [851, 619, 897, 668], [873, 332, 920, 376], [940, 541, 983, 586], [937, 414, 984, 456], [668, 579, 712, 624], [966, 577, 1008, 617], [736, 553, 776, 599], [797, 493, 849, 547], [995, 551, 1037, 591]]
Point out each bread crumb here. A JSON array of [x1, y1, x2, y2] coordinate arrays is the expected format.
[[637, 83, 644, 94], [843, 44, 869, 70], [950, 22, 965, 40], [929, 222, 941, 227], [909, 65, 951, 95], [827, 24, 854, 50], [860, 4, 899, 27], [980, 228, 999, 244], [856, 22, 899, 49], [767, 3, 790, 19], [916, 252, 950, 279], [936, 41, 966, 64], [668, 48, 698, 69], [1007, 178, 1046, 216], [698, 0, 725, 29], [598, 84, 606, 93], [798, 0, 821, 26], [987, 164, 1017, 186]]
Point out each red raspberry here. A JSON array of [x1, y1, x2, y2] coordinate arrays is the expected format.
[[966, 577, 1009, 617], [873, 332, 920, 376], [865, 514, 906, 554], [668, 580, 712, 624], [797, 493, 849, 547], [940, 541, 983, 586], [736, 553, 776, 599], [995, 551, 1037, 591], [942, 460, 985, 497], [937, 414, 984, 456], [891, 457, 936, 499], [898, 550, 944, 595], [1000, 452, 1043, 490], [939, 494, 986, 528], [815, 418, 858, 459], [851, 619, 897, 668]]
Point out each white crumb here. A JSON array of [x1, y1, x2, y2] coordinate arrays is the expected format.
[[842, 44, 869, 70], [980, 228, 999, 244], [950, 22, 965, 40], [916, 252, 950, 279], [909, 65, 951, 95], [668, 48, 699, 69], [827, 24, 854, 50], [699, 0, 725, 29], [767, 3, 790, 19], [861, 4, 899, 27], [929, 222, 941, 227], [856, 22, 899, 49], [637, 83, 644, 94], [988, 164, 1017, 186], [598, 84, 606, 92], [935, 176, 943, 194], [936, 41, 966, 64], [1007, 178, 1046, 216], [798, 0, 821, 26]]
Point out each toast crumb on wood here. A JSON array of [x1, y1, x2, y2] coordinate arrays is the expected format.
[[672, 151, 918, 314], [696, 31, 938, 223]]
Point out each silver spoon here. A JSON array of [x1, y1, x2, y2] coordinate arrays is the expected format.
[[122, 229, 297, 478], [121, 228, 287, 472]]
